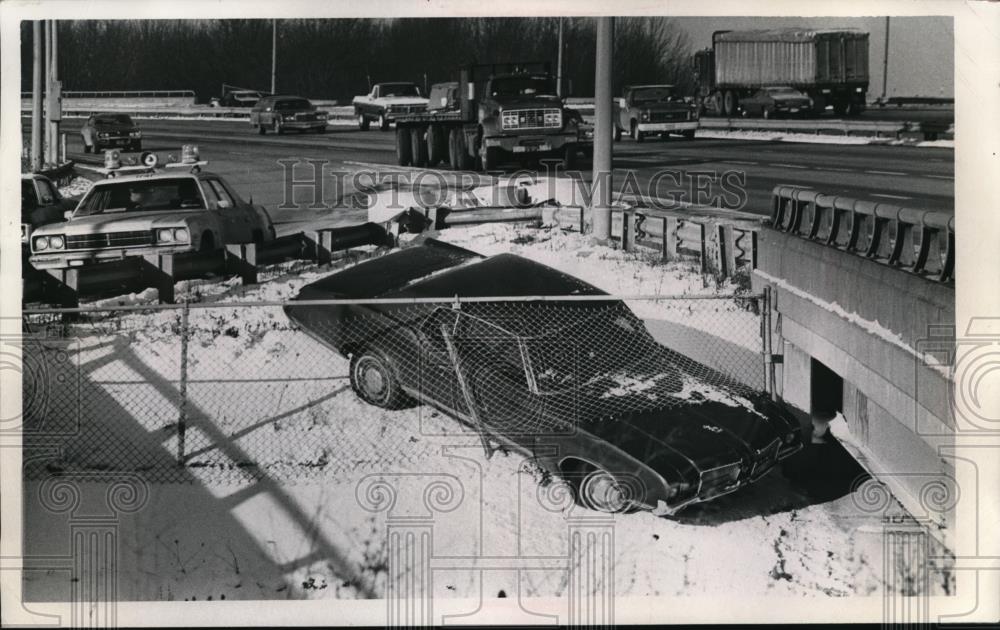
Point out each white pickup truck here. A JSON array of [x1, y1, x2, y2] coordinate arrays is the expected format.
[[352, 82, 429, 131]]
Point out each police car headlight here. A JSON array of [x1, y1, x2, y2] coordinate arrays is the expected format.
[[34, 236, 49, 251], [157, 228, 174, 243], [173, 228, 189, 243], [49, 235, 65, 250]]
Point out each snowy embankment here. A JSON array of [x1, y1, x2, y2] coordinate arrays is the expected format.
[[22, 221, 927, 606], [696, 129, 954, 148]]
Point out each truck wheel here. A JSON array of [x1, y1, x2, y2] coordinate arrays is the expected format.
[[378, 113, 390, 131], [811, 94, 827, 116], [427, 124, 446, 166], [711, 91, 724, 116], [613, 126, 622, 142], [449, 128, 473, 171], [358, 113, 370, 131], [562, 145, 577, 170], [396, 126, 413, 166], [723, 90, 737, 117], [631, 121, 644, 143], [257, 123, 265, 135], [481, 146, 500, 171], [410, 127, 429, 167], [832, 99, 848, 116], [272, 119, 282, 135]]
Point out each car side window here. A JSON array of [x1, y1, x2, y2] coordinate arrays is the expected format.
[[205, 180, 235, 209]]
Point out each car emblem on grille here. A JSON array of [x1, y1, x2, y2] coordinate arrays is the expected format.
[[703, 424, 723, 433]]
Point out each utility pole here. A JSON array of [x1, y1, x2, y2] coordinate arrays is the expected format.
[[591, 17, 614, 242], [271, 19, 277, 95], [31, 21, 43, 172], [44, 21, 52, 165], [881, 17, 890, 102], [556, 18, 564, 97], [48, 20, 60, 164]]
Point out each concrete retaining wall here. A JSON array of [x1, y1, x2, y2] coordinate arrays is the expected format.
[[752, 227, 956, 538]]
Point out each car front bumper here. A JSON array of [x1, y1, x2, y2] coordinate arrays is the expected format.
[[29, 244, 197, 270], [280, 120, 328, 130], [93, 135, 141, 147], [484, 132, 577, 154], [636, 121, 698, 133]]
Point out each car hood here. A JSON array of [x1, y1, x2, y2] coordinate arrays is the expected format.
[[381, 96, 429, 106], [32, 210, 202, 235]]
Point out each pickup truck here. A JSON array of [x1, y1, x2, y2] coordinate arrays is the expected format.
[[614, 84, 699, 142], [353, 82, 429, 131]]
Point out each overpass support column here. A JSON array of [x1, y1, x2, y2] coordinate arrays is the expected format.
[[591, 17, 614, 241]]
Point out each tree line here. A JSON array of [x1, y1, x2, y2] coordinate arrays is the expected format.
[[19, 17, 694, 103]]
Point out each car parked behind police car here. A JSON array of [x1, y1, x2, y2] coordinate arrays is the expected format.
[[80, 113, 142, 153], [29, 168, 276, 271], [249, 95, 329, 134]]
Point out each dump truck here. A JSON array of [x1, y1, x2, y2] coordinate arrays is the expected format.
[[693, 28, 870, 117], [391, 61, 586, 171]]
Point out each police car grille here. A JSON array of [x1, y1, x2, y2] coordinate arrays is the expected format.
[[66, 231, 152, 250]]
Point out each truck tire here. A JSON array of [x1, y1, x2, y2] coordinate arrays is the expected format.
[[410, 127, 429, 167], [711, 91, 724, 116], [257, 123, 266, 135], [811, 93, 827, 116], [481, 146, 500, 171], [562, 145, 577, 170], [378, 113, 390, 131], [396, 126, 413, 166], [427, 124, 446, 166], [723, 90, 737, 117], [449, 128, 473, 171], [631, 121, 644, 143], [613, 126, 622, 142], [358, 113, 370, 131], [832, 99, 848, 116]]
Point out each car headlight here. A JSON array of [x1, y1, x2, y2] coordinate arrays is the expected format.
[[99, 132, 110, 138], [173, 227, 189, 243], [157, 228, 174, 243], [129, 131, 141, 138], [49, 235, 65, 250], [34, 236, 49, 251], [640, 111, 650, 121]]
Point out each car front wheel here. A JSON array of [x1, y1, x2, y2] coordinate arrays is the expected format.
[[272, 119, 282, 134], [349, 348, 411, 409], [378, 113, 390, 131], [577, 466, 629, 513]]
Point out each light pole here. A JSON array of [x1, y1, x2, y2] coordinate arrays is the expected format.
[[31, 21, 43, 172], [591, 17, 614, 242], [556, 18, 564, 97], [882, 17, 890, 102], [271, 19, 277, 95]]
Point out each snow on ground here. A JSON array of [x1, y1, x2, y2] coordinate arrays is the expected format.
[[57, 175, 93, 198], [24, 220, 938, 605], [697, 129, 953, 148]]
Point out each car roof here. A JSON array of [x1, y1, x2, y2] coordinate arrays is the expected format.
[[294, 240, 608, 301], [89, 170, 215, 187]]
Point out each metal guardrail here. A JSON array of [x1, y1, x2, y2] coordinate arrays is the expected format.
[[770, 186, 954, 284], [21, 90, 196, 99], [698, 118, 908, 136]]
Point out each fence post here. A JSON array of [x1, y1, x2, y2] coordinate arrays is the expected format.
[[621, 209, 636, 251], [177, 301, 190, 466]]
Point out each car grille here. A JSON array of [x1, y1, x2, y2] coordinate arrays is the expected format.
[[65, 231, 152, 250], [649, 111, 689, 123], [501, 108, 562, 130], [749, 439, 782, 480], [389, 105, 425, 114], [294, 112, 318, 121]]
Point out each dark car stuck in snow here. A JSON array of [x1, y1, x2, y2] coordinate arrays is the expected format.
[[284, 240, 803, 516]]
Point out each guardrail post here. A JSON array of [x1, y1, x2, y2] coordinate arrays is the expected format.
[[225, 243, 258, 286], [142, 254, 175, 304], [717, 224, 736, 279], [621, 209, 636, 252], [661, 216, 677, 262], [697, 223, 708, 276], [306, 229, 333, 265]]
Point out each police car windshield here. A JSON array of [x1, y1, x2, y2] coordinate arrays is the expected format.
[[74, 178, 205, 216]]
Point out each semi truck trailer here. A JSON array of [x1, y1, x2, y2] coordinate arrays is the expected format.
[[693, 28, 870, 117]]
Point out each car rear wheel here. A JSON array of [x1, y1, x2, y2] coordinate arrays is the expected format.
[[349, 348, 412, 409]]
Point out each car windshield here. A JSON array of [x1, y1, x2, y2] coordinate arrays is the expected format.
[[380, 83, 421, 97], [630, 87, 676, 103], [94, 114, 134, 126], [74, 178, 205, 216], [491, 76, 558, 99], [274, 99, 312, 110]]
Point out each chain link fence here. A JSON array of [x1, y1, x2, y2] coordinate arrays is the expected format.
[[20, 293, 767, 484]]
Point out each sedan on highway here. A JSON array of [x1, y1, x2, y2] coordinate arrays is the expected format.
[[284, 240, 803, 516], [29, 169, 275, 270], [739, 87, 812, 119], [250, 95, 329, 135], [80, 113, 142, 153]]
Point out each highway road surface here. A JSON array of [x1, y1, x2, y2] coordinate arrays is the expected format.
[[46, 119, 953, 225]]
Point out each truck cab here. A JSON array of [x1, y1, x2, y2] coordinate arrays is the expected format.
[[615, 84, 699, 142]]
